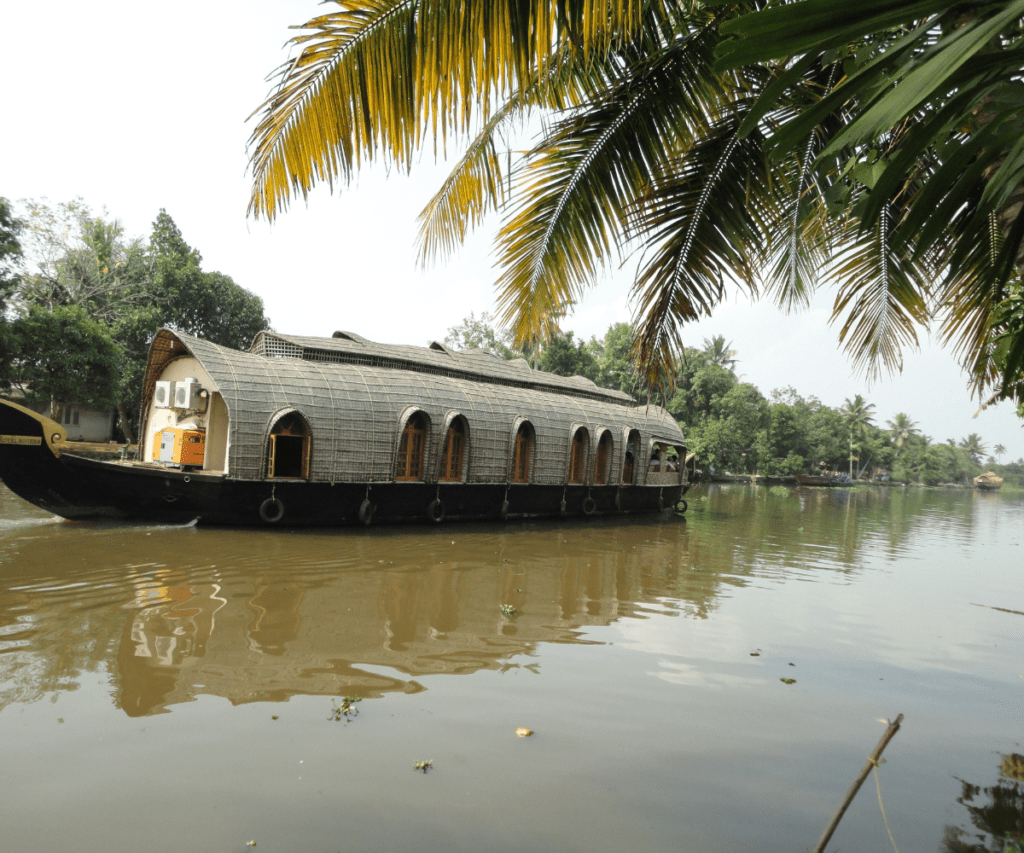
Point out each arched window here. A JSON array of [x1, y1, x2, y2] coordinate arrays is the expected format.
[[622, 429, 641, 484], [593, 432, 613, 485], [439, 417, 467, 482], [568, 427, 589, 484], [397, 412, 427, 481], [512, 421, 534, 483], [649, 443, 664, 472], [267, 412, 311, 479]]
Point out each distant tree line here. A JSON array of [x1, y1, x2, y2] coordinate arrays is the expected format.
[[0, 197, 270, 442], [445, 314, 1023, 489]]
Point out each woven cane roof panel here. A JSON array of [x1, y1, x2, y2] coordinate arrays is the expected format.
[[249, 330, 631, 405]]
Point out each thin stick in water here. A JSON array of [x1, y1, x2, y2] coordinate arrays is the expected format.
[[812, 714, 904, 853]]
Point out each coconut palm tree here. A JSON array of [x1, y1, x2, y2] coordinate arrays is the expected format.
[[702, 335, 737, 372], [246, 0, 1024, 402], [842, 394, 875, 477], [959, 433, 988, 465], [994, 443, 1007, 463], [886, 413, 919, 459]]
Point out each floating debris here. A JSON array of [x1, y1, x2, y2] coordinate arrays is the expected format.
[[515, 727, 533, 737], [780, 678, 796, 685], [500, 604, 516, 616], [329, 696, 362, 721], [414, 760, 433, 773]]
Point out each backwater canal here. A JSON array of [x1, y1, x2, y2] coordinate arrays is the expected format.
[[0, 481, 1021, 853]]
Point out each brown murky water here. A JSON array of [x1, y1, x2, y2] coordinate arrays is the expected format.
[[0, 483, 1021, 853]]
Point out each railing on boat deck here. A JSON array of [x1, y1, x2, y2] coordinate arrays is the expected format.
[[646, 470, 685, 486]]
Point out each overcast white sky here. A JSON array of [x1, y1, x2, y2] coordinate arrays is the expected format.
[[2, 1, 1022, 461]]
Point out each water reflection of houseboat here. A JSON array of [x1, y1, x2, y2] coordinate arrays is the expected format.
[[111, 524, 710, 716], [0, 329, 690, 526]]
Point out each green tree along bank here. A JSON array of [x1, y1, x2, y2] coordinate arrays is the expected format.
[[1, 198, 270, 443], [446, 313, 1023, 489]]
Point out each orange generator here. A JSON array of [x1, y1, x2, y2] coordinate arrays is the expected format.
[[152, 428, 206, 467]]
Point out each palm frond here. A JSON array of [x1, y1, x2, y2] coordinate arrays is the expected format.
[[828, 201, 932, 379], [493, 19, 724, 349], [247, 1, 418, 220], [415, 38, 609, 264], [248, 0, 646, 220], [630, 122, 775, 385], [415, 106, 516, 266]]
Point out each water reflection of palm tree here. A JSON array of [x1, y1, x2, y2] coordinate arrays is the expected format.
[[940, 753, 1024, 853]]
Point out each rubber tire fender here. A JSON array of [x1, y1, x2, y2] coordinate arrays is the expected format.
[[582, 496, 597, 516], [358, 499, 375, 526], [259, 497, 285, 524], [427, 498, 446, 523], [677, 499, 688, 514]]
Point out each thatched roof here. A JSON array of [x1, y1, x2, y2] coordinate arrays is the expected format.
[[251, 330, 635, 405]]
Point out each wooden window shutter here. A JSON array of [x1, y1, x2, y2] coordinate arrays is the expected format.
[[569, 430, 587, 484], [397, 415, 426, 481], [594, 434, 611, 485], [440, 422, 465, 482], [513, 425, 532, 483]]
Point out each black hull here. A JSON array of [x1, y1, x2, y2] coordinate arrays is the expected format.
[[1, 401, 687, 527]]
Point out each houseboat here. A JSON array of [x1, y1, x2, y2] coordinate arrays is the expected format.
[[0, 328, 691, 526], [973, 471, 1004, 491]]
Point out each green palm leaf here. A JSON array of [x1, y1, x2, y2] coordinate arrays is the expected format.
[[630, 120, 776, 384], [248, 0, 645, 220], [493, 19, 724, 348]]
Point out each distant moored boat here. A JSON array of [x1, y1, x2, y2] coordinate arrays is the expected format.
[[973, 471, 1004, 491]]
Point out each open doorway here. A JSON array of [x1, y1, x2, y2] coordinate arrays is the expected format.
[[267, 413, 310, 479]]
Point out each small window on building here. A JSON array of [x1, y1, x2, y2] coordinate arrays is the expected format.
[[593, 432, 613, 485], [72, 409, 79, 426], [512, 422, 533, 483], [568, 428, 589, 484], [439, 418, 467, 482], [267, 413, 311, 479], [397, 412, 427, 481]]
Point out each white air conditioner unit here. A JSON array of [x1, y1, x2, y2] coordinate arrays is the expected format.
[[154, 380, 175, 408], [173, 378, 203, 410]]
